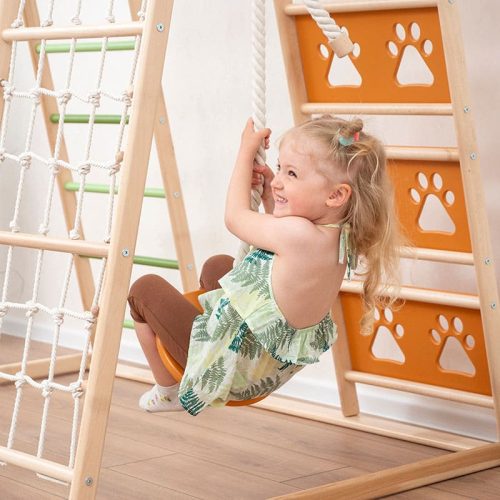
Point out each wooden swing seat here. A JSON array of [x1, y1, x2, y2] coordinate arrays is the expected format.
[[155, 289, 266, 407]]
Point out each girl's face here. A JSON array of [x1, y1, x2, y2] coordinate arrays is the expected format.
[[271, 135, 336, 222]]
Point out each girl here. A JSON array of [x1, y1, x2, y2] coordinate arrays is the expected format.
[[128, 116, 401, 415]]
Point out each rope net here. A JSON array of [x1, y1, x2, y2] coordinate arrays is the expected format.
[[0, 0, 147, 474]]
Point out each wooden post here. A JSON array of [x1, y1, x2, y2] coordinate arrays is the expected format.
[[437, 0, 500, 434], [70, 1, 172, 497]]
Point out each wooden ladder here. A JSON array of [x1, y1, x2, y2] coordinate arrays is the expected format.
[[263, 1, 500, 497]]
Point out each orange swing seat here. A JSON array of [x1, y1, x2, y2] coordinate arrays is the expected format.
[[155, 289, 266, 407]]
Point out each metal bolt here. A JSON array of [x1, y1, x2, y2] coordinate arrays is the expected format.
[[156, 23, 164, 32], [470, 152, 477, 160], [85, 477, 93, 487], [463, 106, 470, 113], [485, 257, 492, 265], [159, 116, 166, 124], [491, 302, 497, 310], [122, 248, 130, 257], [186, 263, 194, 271], [173, 191, 180, 198], [448, 0, 454, 3]]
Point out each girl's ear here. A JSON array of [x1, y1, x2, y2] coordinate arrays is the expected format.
[[326, 183, 352, 208]]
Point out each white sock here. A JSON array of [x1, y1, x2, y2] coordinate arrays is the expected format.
[[139, 383, 183, 412]]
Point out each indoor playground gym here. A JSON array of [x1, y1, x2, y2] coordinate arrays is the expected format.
[[0, 0, 499, 498]]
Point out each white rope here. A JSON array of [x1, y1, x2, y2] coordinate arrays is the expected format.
[[234, 0, 266, 266]]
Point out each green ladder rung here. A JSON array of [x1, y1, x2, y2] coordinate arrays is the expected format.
[[64, 182, 165, 198], [85, 254, 178, 270], [123, 319, 134, 329], [50, 114, 129, 124], [37, 40, 136, 54]]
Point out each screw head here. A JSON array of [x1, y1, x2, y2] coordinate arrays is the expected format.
[[485, 257, 492, 265], [491, 303, 497, 310], [85, 476, 93, 486], [156, 23, 164, 32], [159, 116, 166, 124], [470, 152, 477, 160], [186, 263, 194, 271], [122, 248, 130, 257], [463, 106, 470, 113], [173, 191, 180, 198]]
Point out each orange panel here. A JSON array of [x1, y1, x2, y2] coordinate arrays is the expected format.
[[295, 7, 450, 103], [341, 292, 491, 395], [388, 159, 471, 252]]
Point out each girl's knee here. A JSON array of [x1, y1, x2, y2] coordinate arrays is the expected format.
[[199, 254, 234, 291], [128, 274, 166, 322]]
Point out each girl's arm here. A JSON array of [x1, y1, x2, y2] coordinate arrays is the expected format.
[[225, 119, 311, 254]]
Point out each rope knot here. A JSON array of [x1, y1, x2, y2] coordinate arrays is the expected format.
[[38, 224, 49, 236], [106, 15, 116, 23], [9, 220, 20, 233], [15, 372, 26, 389], [30, 88, 41, 104], [57, 89, 72, 105], [78, 163, 91, 176], [25, 301, 39, 318], [137, 10, 146, 21], [19, 152, 32, 169], [69, 381, 84, 399], [71, 16, 82, 25], [109, 151, 124, 175], [48, 158, 60, 175], [2, 84, 14, 102], [41, 380, 53, 398], [10, 19, 23, 29], [122, 87, 133, 106], [0, 304, 8, 317], [88, 91, 101, 107], [69, 228, 80, 240], [41, 19, 54, 27], [52, 310, 64, 326], [0, 148, 5, 162]]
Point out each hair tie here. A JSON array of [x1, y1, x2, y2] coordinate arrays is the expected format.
[[339, 131, 360, 147]]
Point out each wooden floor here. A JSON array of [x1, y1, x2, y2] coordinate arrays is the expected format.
[[1, 335, 500, 499]]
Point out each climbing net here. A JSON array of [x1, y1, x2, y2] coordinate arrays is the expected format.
[[0, 0, 147, 471]]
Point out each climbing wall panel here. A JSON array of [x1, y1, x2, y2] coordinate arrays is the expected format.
[[341, 292, 491, 395], [294, 7, 450, 103], [388, 158, 471, 252]]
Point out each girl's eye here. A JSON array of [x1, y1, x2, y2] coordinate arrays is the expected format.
[[288, 170, 297, 178], [276, 163, 281, 172]]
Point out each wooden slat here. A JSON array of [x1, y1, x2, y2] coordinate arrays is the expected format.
[[272, 443, 500, 500], [302, 103, 453, 116], [340, 281, 480, 309], [255, 394, 488, 451], [2, 22, 142, 41], [0, 231, 108, 257], [345, 371, 494, 408], [385, 145, 459, 162], [0, 446, 73, 483], [115, 362, 154, 385], [400, 247, 474, 265], [285, 0, 437, 15]]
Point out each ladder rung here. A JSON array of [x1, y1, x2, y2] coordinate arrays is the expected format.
[[37, 39, 136, 54], [386, 146, 459, 162], [285, 0, 437, 15], [64, 182, 165, 199], [2, 22, 142, 42], [341, 281, 480, 309], [302, 103, 453, 116], [401, 247, 474, 266], [344, 371, 494, 408], [50, 114, 129, 125], [0, 230, 108, 258], [85, 253, 178, 269], [123, 319, 134, 329]]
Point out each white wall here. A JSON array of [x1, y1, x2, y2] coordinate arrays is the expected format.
[[1, 0, 499, 441]]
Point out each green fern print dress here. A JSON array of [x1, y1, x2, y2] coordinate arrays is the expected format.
[[178, 248, 338, 415]]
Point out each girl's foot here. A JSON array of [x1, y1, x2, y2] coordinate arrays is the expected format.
[[139, 383, 183, 412]]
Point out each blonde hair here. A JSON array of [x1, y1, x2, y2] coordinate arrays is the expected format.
[[286, 115, 403, 334]]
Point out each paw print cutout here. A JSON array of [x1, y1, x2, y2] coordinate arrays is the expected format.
[[370, 307, 405, 364], [430, 314, 475, 376], [410, 172, 456, 234], [387, 22, 434, 85], [319, 27, 362, 87]]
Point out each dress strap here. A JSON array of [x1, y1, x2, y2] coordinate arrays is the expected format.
[[318, 222, 357, 279]]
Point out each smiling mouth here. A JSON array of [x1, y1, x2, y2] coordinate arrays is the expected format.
[[274, 194, 287, 203]]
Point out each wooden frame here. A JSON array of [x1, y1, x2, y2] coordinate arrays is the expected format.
[[265, 0, 500, 497]]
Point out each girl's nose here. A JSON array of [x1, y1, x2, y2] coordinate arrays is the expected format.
[[271, 173, 282, 189]]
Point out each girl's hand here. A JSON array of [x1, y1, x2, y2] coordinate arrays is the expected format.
[[238, 118, 271, 158], [252, 163, 275, 214]]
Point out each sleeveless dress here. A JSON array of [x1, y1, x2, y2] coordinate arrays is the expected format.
[[178, 223, 354, 416]]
